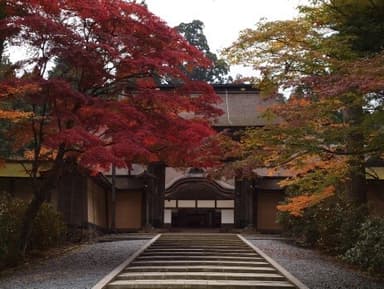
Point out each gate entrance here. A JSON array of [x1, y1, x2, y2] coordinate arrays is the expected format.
[[164, 176, 235, 228], [171, 208, 221, 228]]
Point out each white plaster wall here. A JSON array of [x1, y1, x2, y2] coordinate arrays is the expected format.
[[221, 209, 234, 224], [164, 209, 172, 224], [197, 200, 215, 208], [178, 200, 196, 208], [164, 200, 177, 208], [217, 200, 235, 208]]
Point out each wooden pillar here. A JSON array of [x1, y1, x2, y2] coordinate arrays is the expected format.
[[234, 178, 252, 228], [143, 176, 154, 229], [248, 186, 254, 228], [234, 178, 242, 227], [147, 162, 166, 227], [110, 164, 116, 232], [253, 184, 259, 230]]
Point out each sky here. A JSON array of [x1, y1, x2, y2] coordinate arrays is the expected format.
[[145, 0, 306, 76], [8, 0, 306, 78]]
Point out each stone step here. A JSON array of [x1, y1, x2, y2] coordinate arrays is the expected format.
[[124, 265, 277, 273], [158, 238, 239, 240], [93, 234, 306, 289], [135, 255, 265, 261], [106, 279, 296, 289], [157, 233, 238, 237], [157, 237, 241, 239], [152, 241, 244, 248], [116, 271, 285, 281], [131, 260, 271, 267], [154, 237, 243, 240], [149, 245, 250, 250], [159, 235, 239, 243], [140, 251, 259, 257], [145, 248, 253, 252]]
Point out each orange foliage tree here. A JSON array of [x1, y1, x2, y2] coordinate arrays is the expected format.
[[223, 0, 384, 216]]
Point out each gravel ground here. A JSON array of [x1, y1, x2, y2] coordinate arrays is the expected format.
[[0, 239, 147, 289], [247, 237, 384, 289], [1, 234, 383, 289]]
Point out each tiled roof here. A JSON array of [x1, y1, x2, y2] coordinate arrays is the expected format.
[[212, 86, 279, 127]]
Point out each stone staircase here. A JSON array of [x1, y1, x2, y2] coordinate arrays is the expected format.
[[97, 233, 306, 289]]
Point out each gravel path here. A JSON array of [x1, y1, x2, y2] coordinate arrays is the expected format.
[[0, 239, 147, 289], [247, 237, 384, 289], [1, 234, 383, 289]]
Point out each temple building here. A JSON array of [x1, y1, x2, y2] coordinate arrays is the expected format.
[[101, 85, 290, 232], [1, 85, 383, 233]]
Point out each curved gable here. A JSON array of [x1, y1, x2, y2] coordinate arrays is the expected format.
[[165, 177, 234, 200]]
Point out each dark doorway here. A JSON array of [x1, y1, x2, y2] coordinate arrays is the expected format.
[[172, 209, 221, 228]]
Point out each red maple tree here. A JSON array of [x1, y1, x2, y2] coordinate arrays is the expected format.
[[0, 0, 223, 254]]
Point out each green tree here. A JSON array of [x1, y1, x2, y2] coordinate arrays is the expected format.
[[304, 0, 384, 56], [176, 20, 231, 83], [223, 0, 384, 210]]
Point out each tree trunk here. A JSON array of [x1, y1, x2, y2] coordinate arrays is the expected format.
[[346, 154, 367, 204], [18, 146, 65, 257], [344, 99, 367, 205], [17, 191, 45, 256]]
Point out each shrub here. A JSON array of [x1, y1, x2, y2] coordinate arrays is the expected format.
[[0, 193, 26, 267], [278, 209, 320, 246], [278, 193, 366, 255], [315, 197, 366, 255], [30, 202, 67, 250], [343, 218, 384, 274], [0, 193, 66, 268]]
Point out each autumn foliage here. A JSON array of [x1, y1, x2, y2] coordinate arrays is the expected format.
[[277, 185, 335, 217], [0, 0, 224, 255], [223, 0, 384, 217], [1, 0, 223, 170]]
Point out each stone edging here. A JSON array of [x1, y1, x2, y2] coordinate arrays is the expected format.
[[91, 234, 161, 289], [238, 234, 309, 289]]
